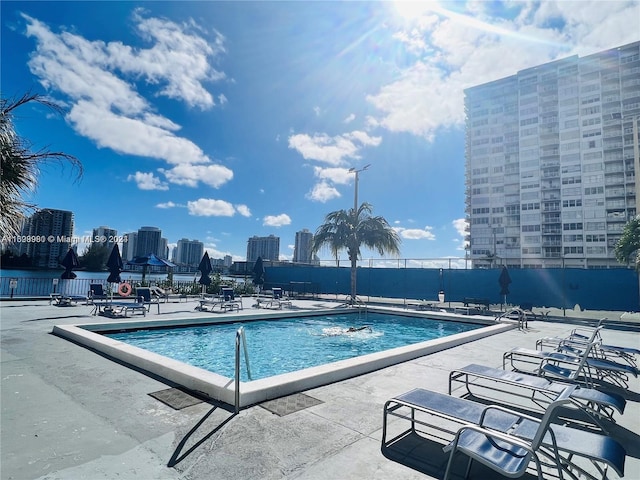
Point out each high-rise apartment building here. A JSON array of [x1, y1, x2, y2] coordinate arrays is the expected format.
[[246, 235, 280, 262], [465, 42, 639, 269], [18, 209, 74, 268], [92, 226, 117, 250], [121, 232, 137, 261], [293, 229, 313, 263], [135, 226, 162, 258], [174, 238, 204, 266]]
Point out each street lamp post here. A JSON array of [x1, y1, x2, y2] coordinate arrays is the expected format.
[[347, 164, 370, 305], [349, 164, 371, 212]]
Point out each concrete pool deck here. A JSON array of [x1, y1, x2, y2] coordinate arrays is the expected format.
[[1, 297, 639, 480]]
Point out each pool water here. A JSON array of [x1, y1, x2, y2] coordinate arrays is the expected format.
[[105, 312, 482, 381]]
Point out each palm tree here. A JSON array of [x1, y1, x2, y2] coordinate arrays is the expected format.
[[614, 216, 640, 270], [312, 202, 401, 304], [1, 92, 82, 239]]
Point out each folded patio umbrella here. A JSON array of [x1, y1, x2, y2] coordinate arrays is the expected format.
[[60, 248, 79, 280], [106, 244, 123, 284], [198, 251, 212, 292], [253, 256, 265, 294], [498, 266, 512, 308]]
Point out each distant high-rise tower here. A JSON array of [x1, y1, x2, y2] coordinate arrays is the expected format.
[[293, 229, 313, 263], [122, 232, 137, 261], [465, 41, 639, 269], [92, 226, 117, 250], [18, 209, 74, 268], [246, 235, 280, 262], [175, 238, 204, 266], [135, 226, 162, 258]]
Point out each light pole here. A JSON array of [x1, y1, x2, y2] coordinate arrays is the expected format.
[[349, 164, 370, 212], [347, 164, 370, 305]]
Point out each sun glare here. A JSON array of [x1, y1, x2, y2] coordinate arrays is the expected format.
[[393, 1, 434, 21]]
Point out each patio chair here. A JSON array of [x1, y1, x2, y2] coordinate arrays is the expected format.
[[88, 283, 108, 303], [257, 287, 292, 309], [449, 363, 625, 429], [149, 285, 170, 303], [220, 287, 243, 312], [382, 387, 626, 480], [536, 324, 638, 367], [135, 287, 161, 314], [504, 341, 638, 389], [443, 387, 612, 480]]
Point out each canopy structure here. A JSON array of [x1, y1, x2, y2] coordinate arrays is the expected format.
[[127, 253, 176, 283]]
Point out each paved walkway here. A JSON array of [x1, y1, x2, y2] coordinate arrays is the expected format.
[[1, 298, 639, 479]]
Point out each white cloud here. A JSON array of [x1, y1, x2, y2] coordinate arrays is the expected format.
[[107, 9, 226, 109], [313, 166, 353, 185], [395, 226, 436, 240], [235, 204, 252, 217], [22, 12, 231, 181], [343, 113, 356, 124], [156, 201, 178, 209], [288, 130, 382, 166], [263, 214, 292, 227], [159, 164, 233, 188], [452, 217, 469, 250], [127, 171, 169, 190], [368, 1, 640, 140], [306, 181, 341, 203], [187, 198, 236, 216]]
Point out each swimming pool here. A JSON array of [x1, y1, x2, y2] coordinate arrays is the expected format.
[[104, 312, 483, 381], [53, 307, 513, 408]]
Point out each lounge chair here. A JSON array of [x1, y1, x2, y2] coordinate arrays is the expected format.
[[220, 287, 243, 312], [448, 363, 625, 428], [536, 324, 639, 368], [383, 387, 625, 480], [149, 286, 170, 303], [256, 287, 292, 309], [196, 294, 225, 311], [503, 342, 639, 389], [88, 283, 108, 303], [196, 287, 242, 312], [92, 299, 146, 317], [135, 287, 160, 314], [49, 293, 87, 306]]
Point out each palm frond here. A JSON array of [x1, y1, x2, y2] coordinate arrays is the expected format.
[[1, 91, 83, 238]]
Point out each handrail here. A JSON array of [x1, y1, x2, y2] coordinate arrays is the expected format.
[[496, 308, 528, 330], [234, 326, 252, 413]]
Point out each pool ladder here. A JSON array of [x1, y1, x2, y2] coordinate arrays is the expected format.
[[234, 326, 252, 412]]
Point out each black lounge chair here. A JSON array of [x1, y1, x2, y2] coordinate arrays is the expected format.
[[449, 363, 625, 428], [196, 287, 242, 312], [255, 287, 291, 309], [135, 287, 161, 314], [220, 287, 243, 312], [382, 387, 625, 480], [88, 283, 108, 303]]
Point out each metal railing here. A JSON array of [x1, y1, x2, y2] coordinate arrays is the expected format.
[[234, 326, 252, 413]]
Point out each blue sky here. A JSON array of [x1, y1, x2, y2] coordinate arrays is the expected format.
[[3, 1, 639, 264]]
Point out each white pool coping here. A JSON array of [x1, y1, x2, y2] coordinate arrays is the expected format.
[[53, 308, 515, 408]]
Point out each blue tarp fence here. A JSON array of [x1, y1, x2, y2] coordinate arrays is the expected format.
[[265, 266, 639, 312]]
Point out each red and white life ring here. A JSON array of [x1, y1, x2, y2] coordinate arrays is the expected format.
[[118, 282, 132, 297]]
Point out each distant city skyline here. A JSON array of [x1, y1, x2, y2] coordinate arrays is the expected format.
[[3, 2, 639, 265]]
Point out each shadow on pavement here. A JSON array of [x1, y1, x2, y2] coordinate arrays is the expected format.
[[168, 405, 237, 467]]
